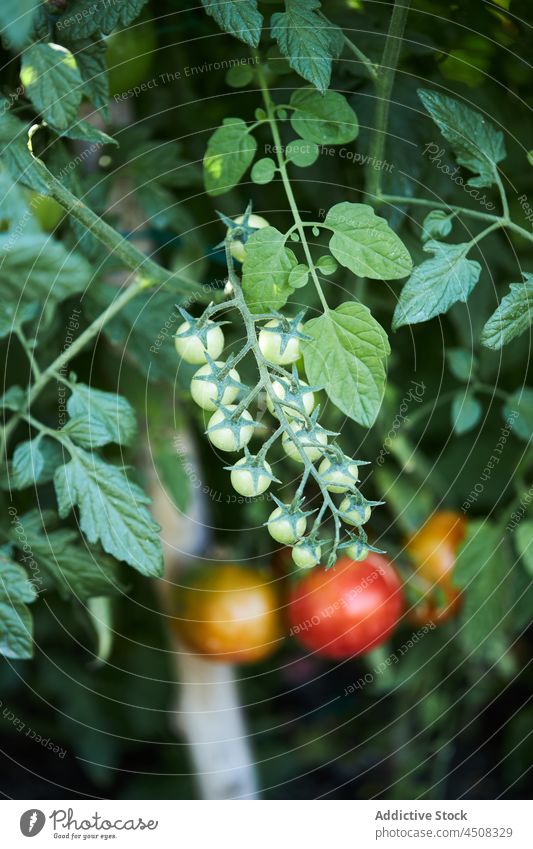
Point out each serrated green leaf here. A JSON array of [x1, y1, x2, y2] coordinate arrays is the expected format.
[[0, 234, 91, 305], [201, 0, 262, 47], [419, 89, 506, 188], [303, 302, 390, 427], [290, 88, 358, 144], [504, 388, 533, 442], [422, 209, 454, 242], [393, 241, 481, 329], [514, 521, 533, 577], [451, 391, 482, 435], [65, 37, 109, 114], [10, 437, 66, 489], [0, 552, 36, 659], [12, 510, 124, 601], [0, 386, 25, 411], [481, 275, 533, 350], [203, 117, 257, 196], [0, 0, 39, 49], [66, 385, 137, 447], [21, 43, 82, 131], [446, 347, 476, 382], [0, 101, 51, 193], [54, 450, 162, 577], [57, 0, 149, 38], [324, 202, 412, 280], [271, 0, 340, 92], [241, 226, 298, 312], [59, 119, 117, 146]]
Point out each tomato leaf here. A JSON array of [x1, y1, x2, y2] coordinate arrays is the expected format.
[[446, 348, 477, 382], [481, 274, 533, 350], [422, 209, 454, 243], [0, 100, 51, 193], [503, 388, 533, 442], [65, 385, 137, 448], [242, 226, 298, 312], [324, 202, 412, 280], [290, 88, 358, 144], [271, 0, 343, 92], [21, 44, 82, 131], [54, 450, 163, 577], [419, 89, 506, 188], [65, 37, 109, 115], [201, 0, 263, 47], [0, 551, 36, 659], [514, 521, 533, 578], [392, 241, 481, 329], [0, 234, 92, 306], [57, 0, 149, 38], [203, 117, 257, 196], [0, 0, 39, 49], [303, 302, 390, 427], [451, 391, 482, 435]]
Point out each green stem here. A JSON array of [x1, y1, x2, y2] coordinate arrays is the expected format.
[[382, 194, 503, 225], [342, 33, 379, 80], [365, 0, 411, 203], [46, 173, 199, 295], [255, 60, 330, 315], [15, 327, 40, 381]]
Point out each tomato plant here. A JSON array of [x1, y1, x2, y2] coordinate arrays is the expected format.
[[173, 564, 282, 663], [288, 554, 404, 659]]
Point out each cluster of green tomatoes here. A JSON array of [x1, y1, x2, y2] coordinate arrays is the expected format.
[[174, 220, 381, 571]]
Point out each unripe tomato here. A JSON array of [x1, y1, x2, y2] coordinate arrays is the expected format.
[[25, 191, 64, 231], [230, 457, 272, 497], [339, 495, 371, 527], [173, 564, 282, 663], [405, 510, 466, 625], [292, 540, 321, 570], [190, 360, 240, 411], [288, 554, 403, 659], [266, 377, 315, 421], [175, 320, 224, 365], [282, 426, 328, 463], [207, 405, 254, 451], [106, 17, 157, 97], [258, 319, 303, 365], [268, 507, 306, 544], [318, 457, 359, 493], [229, 214, 269, 263]]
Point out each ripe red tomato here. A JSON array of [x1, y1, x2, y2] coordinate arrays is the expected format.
[[288, 554, 403, 659], [172, 564, 283, 664], [405, 511, 466, 625]]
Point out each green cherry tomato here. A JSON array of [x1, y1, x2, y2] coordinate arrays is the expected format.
[[230, 458, 272, 497], [267, 507, 306, 545], [318, 457, 359, 493], [190, 361, 240, 411], [266, 378, 315, 421], [339, 496, 371, 527], [229, 214, 269, 263], [175, 320, 224, 365], [281, 426, 328, 464], [106, 17, 157, 97], [207, 406, 254, 452], [292, 540, 321, 570], [258, 319, 303, 365]]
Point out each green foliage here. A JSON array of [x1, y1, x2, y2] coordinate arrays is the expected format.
[[504, 388, 533, 442], [0, 551, 36, 659], [0, 234, 91, 305], [419, 89, 506, 187], [203, 118, 257, 196], [324, 202, 412, 280], [10, 438, 64, 490], [514, 522, 533, 578], [393, 241, 481, 329], [20, 44, 82, 131], [290, 88, 358, 144], [54, 450, 163, 577], [0, 0, 39, 49], [481, 275, 533, 350], [201, 0, 263, 47], [242, 226, 298, 311], [65, 384, 137, 448], [271, 0, 342, 92], [57, 0, 150, 38], [451, 391, 482, 435], [303, 303, 390, 427], [421, 209, 455, 243]]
